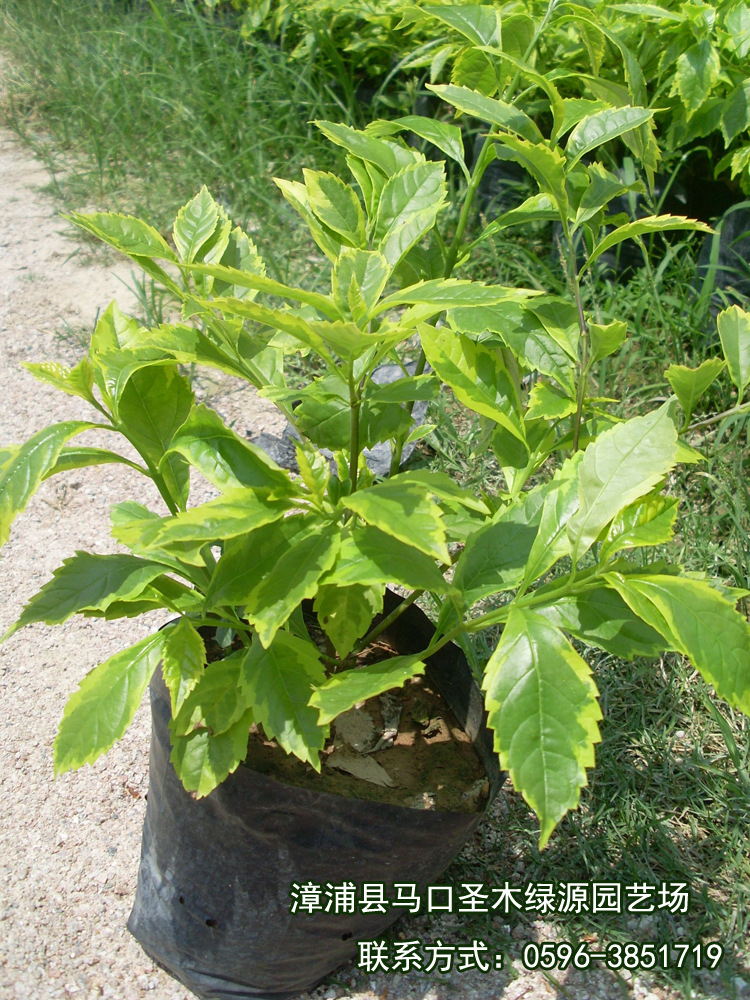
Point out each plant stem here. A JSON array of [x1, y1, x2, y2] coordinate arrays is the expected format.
[[348, 365, 361, 493], [688, 401, 750, 431], [444, 130, 499, 278], [353, 589, 425, 655], [569, 235, 589, 453]]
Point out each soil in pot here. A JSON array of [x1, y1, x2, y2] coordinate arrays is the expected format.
[[202, 613, 490, 814], [243, 670, 490, 814]]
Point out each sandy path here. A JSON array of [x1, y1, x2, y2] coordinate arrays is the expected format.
[[0, 127, 288, 1000], [0, 95, 687, 1000]]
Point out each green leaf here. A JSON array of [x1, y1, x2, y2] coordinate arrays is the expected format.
[[715, 145, 750, 184], [394, 470, 490, 513], [108, 502, 207, 576], [491, 133, 569, 222], [420, 324, 525, 441], [117, 364, 194, 509], [322, 524, 450, 593], [292, 386, 410, 451], [173, 186, 220, 264], [420, 4, 502, 46], [243, 526, 341, 647], [564, 11, 647, 107], [608, 574, 750, 714], [346, 155, 380, 219], [67, 211, 177, 261], [565, 107, 654, 167], [451, 47, 498, 96], [450, 300, 576, 393], [574, 163, 645, 228], [665, 357, 726, 423], [342, 480, 450, 563], [717, 305, 750, 398], [213, 224, 265, 299], [95, 351, 175, 412], [207, 519, 339, 646], [671, 40, 721, 119], [365, 375, 439, 404], [526, 381, 576, 421], [173, 648, 249, 736], [600, 493, 679, 562], [373, 161, 447, 268], [524, 299, 581, 362], [370, 116, 470, 180], [314, 121, 418, 176], [313, 584, 384, 658], [0, 446, 19, 470], [54, 632, 166, 773], [205, 295, 336, 359], [557, 98, 610, 138], [377, 278, 534, 315], [116, 365, 194, 447], [23, 359, 96, 405], [469, 193, 559, 245], [453, 487, 547, 607], [0, 421, 97, 548], [10, 552, 170, 633], [483, 606, 601, 849], [304, 169, 366, 247], [583, 215, 713, 272], [567, 406, 678, 558], [161, 617, 207, 715], [182, 264, 336, 318], [332, 248, 390, 320], [240, 632, 327, 767], [488, 47, 566, 139], [154, 488, 290, 544], [171, 708, 252, 798], [428, 84, 542, 143], [726, 3, 750, 59], [44, 446, 146, 479], [274, 177, 343, 262], [167, 404, 294, 494], [523, 454, 583, 586], [535, 587, 668, 659], [589, 320, 628, 365], [720, 82, 750, 146], [294, 442, 330, 504], [206, 515, 312, 605], [311, 655, 425, 726]]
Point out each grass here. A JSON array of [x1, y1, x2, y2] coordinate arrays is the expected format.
[[1, 4, 748, 997], [0, 0, 357, 241]]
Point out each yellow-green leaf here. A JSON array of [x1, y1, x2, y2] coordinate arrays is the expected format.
[[342, 480, 449, 563], [483, 607, 601, 849], [312, 655, 425, 726], [161, 617, 207, 715], [240, 632, 327, 767], [54, 632, 166, 773]]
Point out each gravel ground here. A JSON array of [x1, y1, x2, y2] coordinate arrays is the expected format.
[[0, 108, 694, 1000]]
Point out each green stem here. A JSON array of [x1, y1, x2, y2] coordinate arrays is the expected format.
[[353, 589, 425, 655], [688, 401, 750, 431], [444, 130, 500, 278], [569, 235, 589, 453], [348, 366, 362, 493]]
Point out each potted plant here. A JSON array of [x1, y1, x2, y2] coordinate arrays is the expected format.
[[2, 9, 749, 997]]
